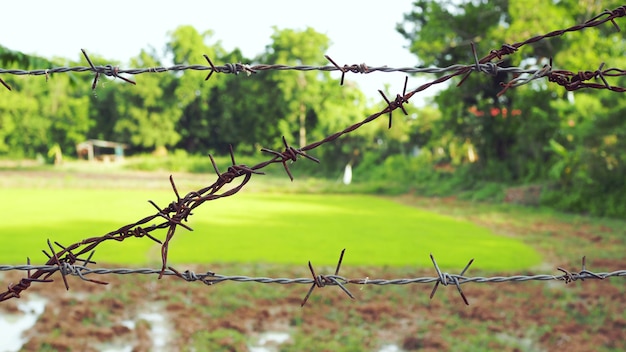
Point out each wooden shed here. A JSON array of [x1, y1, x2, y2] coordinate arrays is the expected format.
[[76, 139, 128, 162]]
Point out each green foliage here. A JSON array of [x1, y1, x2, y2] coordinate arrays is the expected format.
[[113, 49, 182, 150], [0, 55, 92, 158], [123, 150, 288, 176], [397, 0, 626, 217], [0, 45, 55, 69], [0, 25, 367, 162]]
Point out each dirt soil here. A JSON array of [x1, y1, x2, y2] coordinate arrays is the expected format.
[[1, 170, 625, 351], [2, 260, 624, 352]]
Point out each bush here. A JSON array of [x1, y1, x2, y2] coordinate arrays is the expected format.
[[541, 183, 626, 218]]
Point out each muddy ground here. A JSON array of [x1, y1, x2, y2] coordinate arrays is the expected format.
[[2, 259, 624, 352], [0, 169, 625, 351]]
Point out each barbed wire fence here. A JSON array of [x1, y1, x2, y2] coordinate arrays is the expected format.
[[1, 6, 625, 307]]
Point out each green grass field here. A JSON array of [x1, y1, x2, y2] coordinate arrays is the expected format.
[[0, 187, 540, 270]]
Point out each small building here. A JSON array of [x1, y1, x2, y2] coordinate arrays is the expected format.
[[76, 139, 128, 162]]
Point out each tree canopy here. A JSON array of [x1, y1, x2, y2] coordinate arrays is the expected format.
[[0, 26, 368, 159], [397, 0, 626, 216]]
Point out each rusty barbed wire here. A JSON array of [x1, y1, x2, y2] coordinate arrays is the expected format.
[[0, 254, 623, 306], [0, 56, 567, 86], [1, 51, 625, 95], [1, 6, 626, 303]]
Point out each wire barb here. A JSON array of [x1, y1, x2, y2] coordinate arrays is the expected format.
[[378, 76, 410, 129], [81, 49, 136, 90], [1, 253, 623, 305], [261, 136, 320, 181], [0, 77, 11, 91], [45, 239, 70, 290], [301, 248, 354, 307], [429, 254, 474, 305], [325, 55, 347, 85], [557, 256, 605, 284]]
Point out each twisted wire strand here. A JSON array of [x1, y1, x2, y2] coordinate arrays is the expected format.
[[0, 63, 547, 77], [1, 265, 623, 285], [1, 61, 625, 95]]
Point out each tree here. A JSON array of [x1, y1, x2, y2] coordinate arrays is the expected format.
[[398, 0, 526, 180], [44, 72, 92, 156], [262, 27, 333, 148], [166, 26, 225, 153], [113, 49, 181, 152], [398, 0, 626, 216], [202, 49, 289, 153], [0, 51, 91, 158]]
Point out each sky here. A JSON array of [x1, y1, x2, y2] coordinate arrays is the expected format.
[[1, 0, 440, 105]]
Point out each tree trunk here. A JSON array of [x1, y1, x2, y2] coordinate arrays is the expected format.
[[299, 102, 306, 147]]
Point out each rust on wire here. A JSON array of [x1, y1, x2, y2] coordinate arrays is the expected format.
[[557, 256, 605, 284], [325, 55, 347, 85], [43, 239, 70, 290], [261, 136, 320, 181], [378, 76, 410, 129], [480, 5, 626, 64], [3, 258, 53, 300]]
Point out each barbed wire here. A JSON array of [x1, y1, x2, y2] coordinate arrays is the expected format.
[[1, 49, 626, 96], [1, 6, 625, 304], [1, 6, 626, 94], [1, 254, 622, 306]]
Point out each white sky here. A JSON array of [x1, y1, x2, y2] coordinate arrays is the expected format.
[[1, 0, 439, 105]]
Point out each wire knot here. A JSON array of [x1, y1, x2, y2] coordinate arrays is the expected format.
[[261, 136, 320, 181], [479, 62, 500, 75], [490, 43, 518, 60], [301, 249, 354, 307], [81, 49, 136, 90], [557, 256, 605, 284], [223, 63, 238, 74], [378, 76, 410, 129], [429, 254, 474, 305], [325, 55, 370, 85], [347, 63, 369, 74], [169, 266, 218, 287]]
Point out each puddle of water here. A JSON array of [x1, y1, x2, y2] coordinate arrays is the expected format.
[[97, 308, 170, 352], [0, 295, 47, 352], [137, 311, 169, 351], [99, 345, 133, 352], [121, 319, 135, 330], [249, 331, 291, 352], [379, 344, 403, 352]]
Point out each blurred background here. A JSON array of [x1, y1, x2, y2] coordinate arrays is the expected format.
[[1, 1, 625, 351]]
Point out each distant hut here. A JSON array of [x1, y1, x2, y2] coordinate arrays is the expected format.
[[76, 139, 127, 162]]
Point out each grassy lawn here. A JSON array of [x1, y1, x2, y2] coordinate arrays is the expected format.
[[0, 187, 540, 270]]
